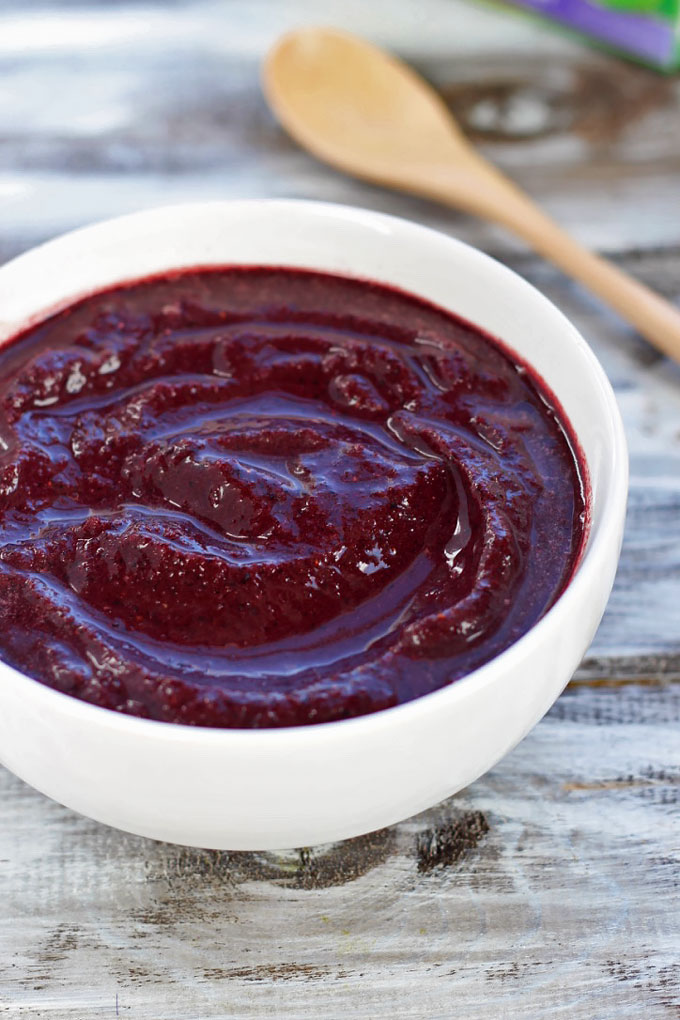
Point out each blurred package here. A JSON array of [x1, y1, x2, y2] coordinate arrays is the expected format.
[[507, 0, 680, 68]]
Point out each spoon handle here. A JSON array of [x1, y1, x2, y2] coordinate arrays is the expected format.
[[435, 175, 680, 364]]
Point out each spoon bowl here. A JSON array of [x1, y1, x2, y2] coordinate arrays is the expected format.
[[263, 28, 473, 191]]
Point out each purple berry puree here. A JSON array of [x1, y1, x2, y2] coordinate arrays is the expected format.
[[0, 267, 586, 727]]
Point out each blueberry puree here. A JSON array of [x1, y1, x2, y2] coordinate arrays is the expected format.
[[0, 268, 586, 727]]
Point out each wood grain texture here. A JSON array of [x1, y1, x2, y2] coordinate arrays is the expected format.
[[1, 679, 678, 1019], [0, 0, 679, 1016]]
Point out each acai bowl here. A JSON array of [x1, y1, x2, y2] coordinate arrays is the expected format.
[[0, 200, 627, 849]]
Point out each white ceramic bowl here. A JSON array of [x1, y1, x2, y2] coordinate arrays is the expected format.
[[0, 200, 627, 850]]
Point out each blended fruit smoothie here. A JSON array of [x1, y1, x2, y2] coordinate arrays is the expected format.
[[0, 268, 586, 726]]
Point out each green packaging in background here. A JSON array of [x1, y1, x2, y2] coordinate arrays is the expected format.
[[505, 0, 680, 69]]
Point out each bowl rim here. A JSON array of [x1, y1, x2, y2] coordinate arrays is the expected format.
[[0, 197, 629, 745]]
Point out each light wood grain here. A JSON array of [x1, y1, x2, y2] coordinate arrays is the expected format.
[[0, 1, 678, 256], [1, 679, 678, 1019], [0, 0, 679, 1016]]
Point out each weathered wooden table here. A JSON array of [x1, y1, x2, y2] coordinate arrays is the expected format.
[[1, 2, 678, 1016]]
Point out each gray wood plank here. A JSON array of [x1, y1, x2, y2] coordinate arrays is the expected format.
[[1, 680, 678, 1018], [0, 1, 678, 254]]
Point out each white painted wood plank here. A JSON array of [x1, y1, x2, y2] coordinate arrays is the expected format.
[[0, 1, 678, 254], [1, 682, 678, 1018]]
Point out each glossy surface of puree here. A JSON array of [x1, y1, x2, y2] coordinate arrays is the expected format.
[[0, 269, 585, 727]]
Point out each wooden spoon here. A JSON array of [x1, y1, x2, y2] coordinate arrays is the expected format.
[[263, 27, 680, 363]]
